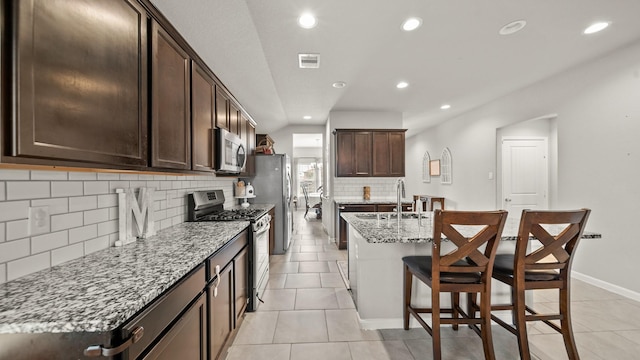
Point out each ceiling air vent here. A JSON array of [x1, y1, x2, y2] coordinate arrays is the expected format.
[[298, 53, 320, 69]]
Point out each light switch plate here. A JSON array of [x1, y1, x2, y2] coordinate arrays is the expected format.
[[29, 206, 50, 235]]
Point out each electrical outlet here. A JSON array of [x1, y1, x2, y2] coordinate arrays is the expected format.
[[29, 206, 50, 235]]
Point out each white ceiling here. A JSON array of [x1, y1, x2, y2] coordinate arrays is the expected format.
[[151, 0, 640, 136]]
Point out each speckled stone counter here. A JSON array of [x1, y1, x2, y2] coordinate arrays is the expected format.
[[229, 203, 275, 213], [334, 198, 411, 205], [341, 212, 601, 243], [0, 221, 249, 334]]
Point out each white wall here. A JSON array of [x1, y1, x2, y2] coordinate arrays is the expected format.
[[268, 125, 326, 157], [0, 169, 235, 284], [405, 40, 640, 296]]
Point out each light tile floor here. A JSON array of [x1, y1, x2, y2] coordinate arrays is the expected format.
[[225, 210, 640, 360]]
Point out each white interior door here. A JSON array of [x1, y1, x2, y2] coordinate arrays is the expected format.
[[501, 138, 549, 215]]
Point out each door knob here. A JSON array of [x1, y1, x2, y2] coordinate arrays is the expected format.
[[504, 198, 512, 202]]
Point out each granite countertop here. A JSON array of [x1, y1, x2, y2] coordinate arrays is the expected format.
[[334, 198, 413, 205], [341, 212, 602, 244], [229, 203, 275, 212], [0, 221, 249, 334]]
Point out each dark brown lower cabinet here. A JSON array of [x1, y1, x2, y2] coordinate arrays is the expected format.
[[234, 247, 249, 323], [209, 263, 233, 360], [142, 293, 207, 360]]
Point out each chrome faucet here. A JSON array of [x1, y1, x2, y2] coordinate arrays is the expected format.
[[396, 177, 405, 218]]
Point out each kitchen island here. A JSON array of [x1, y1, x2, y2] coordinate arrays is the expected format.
[[0, 220, 250, 359], [341, 212, 601, 330]]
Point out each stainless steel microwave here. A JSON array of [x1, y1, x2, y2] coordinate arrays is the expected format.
[[215, 128, 246, 173]]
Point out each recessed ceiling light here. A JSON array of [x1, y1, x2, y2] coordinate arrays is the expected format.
[[298, 13, 317, 29], [332, 81, 347, 88], [440, 104, 451, 110], [583, 22, 609, 34], [303, 115, 312, 120], [402, 17, 422, 31], [499, 20, 527, 35], [396, 81, 409, 89]]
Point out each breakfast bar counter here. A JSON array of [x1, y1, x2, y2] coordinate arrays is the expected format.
[[341, 212, 601, 330]]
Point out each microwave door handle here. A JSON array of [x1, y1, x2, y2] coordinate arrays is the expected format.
[[237, 143, 247, 169]]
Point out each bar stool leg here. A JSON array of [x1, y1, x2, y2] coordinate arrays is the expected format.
[[480, 290, 496, 360], [451, 292, 460, 331], [403, 265, 412, 330], [432, 289, 442, 360], [513, 287, 531, 360], [560, 286, 580, 359]]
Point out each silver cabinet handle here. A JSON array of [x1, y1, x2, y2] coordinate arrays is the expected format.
[[338, 206, 345, 210], [213, 265, 221, 297], [84, 326, 144, 357]]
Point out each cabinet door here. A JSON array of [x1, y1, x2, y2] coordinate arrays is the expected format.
[[229, 102, 239, 136], [388, 131, 405, 176], [191, 62, 215, 172], [142, 294, 206, 360], [353, 132, 372, 176], [234, 246, 249, 323], [209, 264, 233, 360], [372, 132, 390, 176], [11, 0, 147, 166], [215, 87, 229, 130], [151, 21, 191, 169], [336, 131, 355, 177], [241, 121, 256, 176]]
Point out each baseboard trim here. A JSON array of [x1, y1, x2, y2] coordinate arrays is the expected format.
[[572, 271, 640, 302]]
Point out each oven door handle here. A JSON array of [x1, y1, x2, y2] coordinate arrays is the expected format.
[[254, 223, 271, 236]]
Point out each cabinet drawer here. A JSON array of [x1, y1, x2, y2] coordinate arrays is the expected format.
[[122, 265, 206, 359], [207, 230, 248, 281], [341, 205, 376, 212]]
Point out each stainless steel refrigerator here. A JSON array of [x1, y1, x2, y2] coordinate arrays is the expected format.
[[251, 154, 292, 254]]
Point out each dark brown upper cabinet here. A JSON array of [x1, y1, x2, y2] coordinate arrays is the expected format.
[[240, 117, 255, 177], [336, 129, 406, 177], [215, 87, 229, 130], [372, 131, 405, 177], [229, 102, 239, 136], [8, 0, 148, 166], [151, 20, 191, 170], [336, 130, 372, 176], [191, 61, 215, 172]]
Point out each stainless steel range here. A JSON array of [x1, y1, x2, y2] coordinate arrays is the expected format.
[[188, 189, 270, 312]]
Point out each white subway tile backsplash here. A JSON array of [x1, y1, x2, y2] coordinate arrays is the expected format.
[[84, 181, 109, 195], [51, 181, 83, 197], [97, 220, 118, 236], [0, 169, 29, 180], [84, 236, 109, 255], [51, 212, 83, 232], [8, 252, 50, 281], [68, 172, 97, 181], [30, 170, 68, 181], [7, 181, 50, 200], [97, 173, 120, 180], [31, 198, 68, 215], [83, 208, 109, 225], [0, 169, 235, 283], [31, 231, 68, 253], [6, 219, 29, 241], [0, 200, 30, 222], [0, 239, 30, 263], [97, 194, 117, 208], [69, 196, 98, 212], [69, 224, 98, 244], [52, 243, 84, 266]]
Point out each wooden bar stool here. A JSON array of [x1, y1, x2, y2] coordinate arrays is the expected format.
[[485, 209, 591, 360], [403, 209, 508, 360]]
